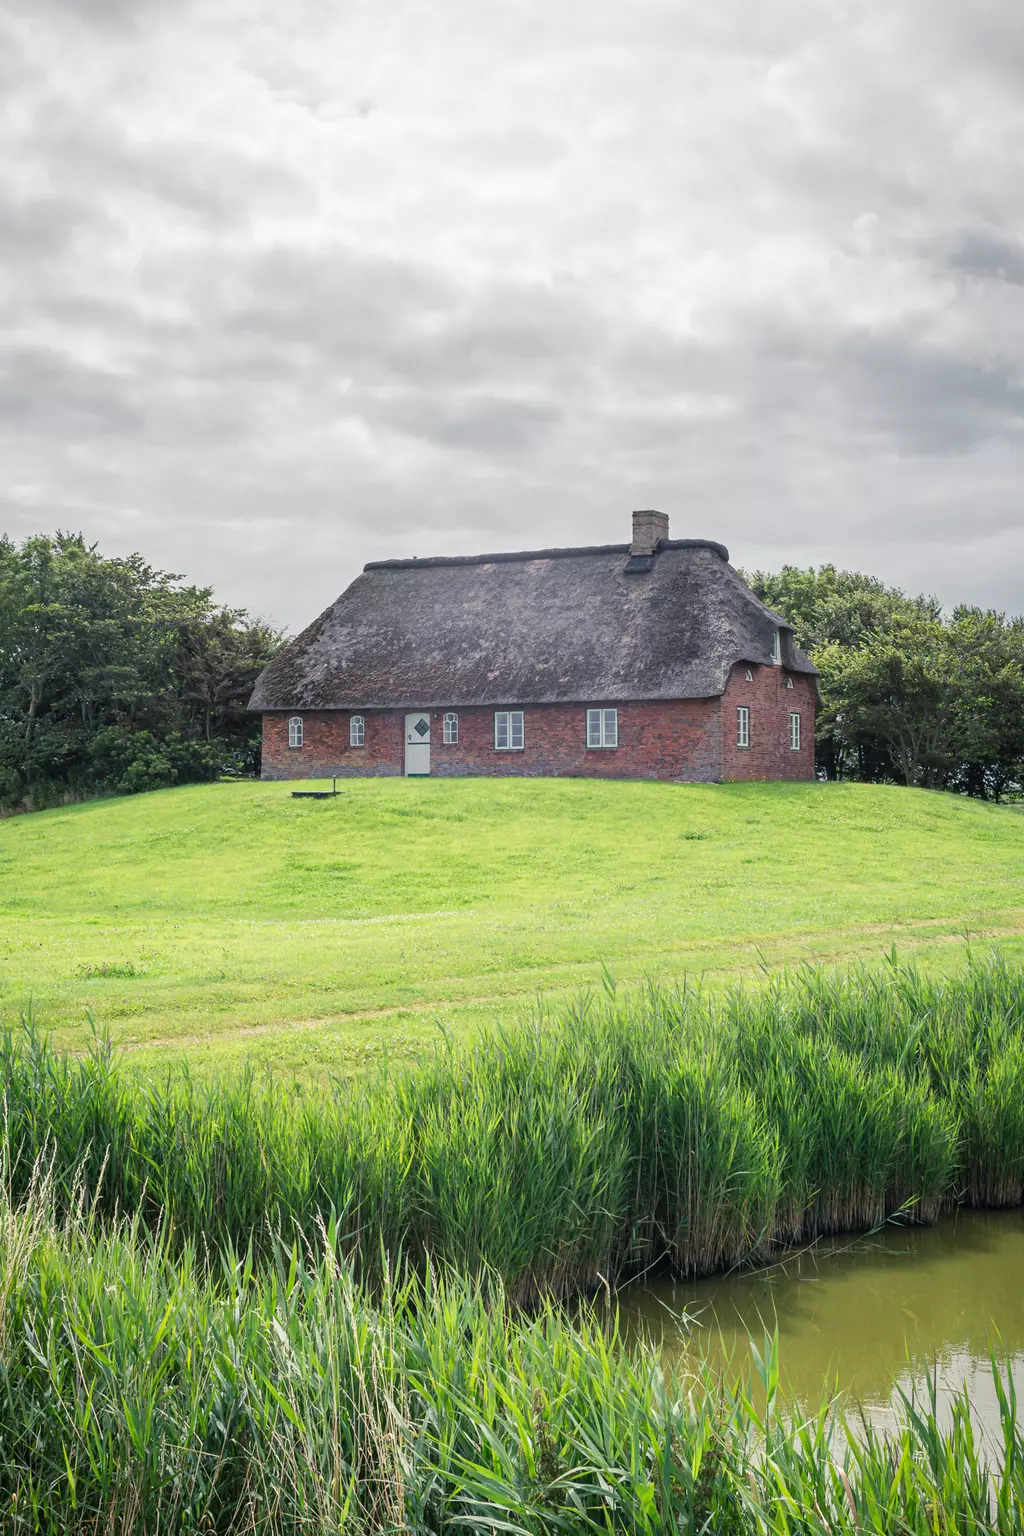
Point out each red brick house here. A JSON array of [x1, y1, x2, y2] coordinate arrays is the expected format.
[[250, 511, 818, 782]]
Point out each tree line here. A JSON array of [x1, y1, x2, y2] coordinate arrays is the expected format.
[[0, 532, 283, 810], [1, 532, 1021, 810], [747, 564, 1024, 798]]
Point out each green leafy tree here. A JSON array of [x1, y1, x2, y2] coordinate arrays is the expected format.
[[745, 563, 939, 652], [744, 564, 1024, 797], [945, 608, 1024, 799], [163, 605, 285, 752], [815, 618, 959, 787], [0, 532, 285, 809]]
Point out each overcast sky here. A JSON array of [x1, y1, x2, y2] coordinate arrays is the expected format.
[[2, 0, 1023, 631]]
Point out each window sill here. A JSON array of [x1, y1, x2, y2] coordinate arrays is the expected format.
[[494, 747, 524, 753]]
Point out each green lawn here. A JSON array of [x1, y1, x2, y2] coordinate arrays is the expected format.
[[0, 777, 1022, 1076]]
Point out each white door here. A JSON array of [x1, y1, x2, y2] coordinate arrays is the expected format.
[[404, 712, 431, 775]]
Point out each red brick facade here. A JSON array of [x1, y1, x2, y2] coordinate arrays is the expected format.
[[261, 664, 816, 782], [719, 663, 817, 782]]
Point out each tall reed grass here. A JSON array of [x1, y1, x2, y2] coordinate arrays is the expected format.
[[1, 1183, 1022, 1535], [2, 954, 1023, 1298]]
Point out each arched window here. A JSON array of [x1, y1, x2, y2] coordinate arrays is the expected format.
[[443, 712, 459, 744], [350, 715, 365, 747], [744, 667, 753, 682], [288, 716, 303, 748]]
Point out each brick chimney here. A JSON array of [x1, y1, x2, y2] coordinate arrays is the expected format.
[[630, 509, 669, 556]]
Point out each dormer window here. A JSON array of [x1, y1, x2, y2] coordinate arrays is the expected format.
[[771, 629, 782, 665]]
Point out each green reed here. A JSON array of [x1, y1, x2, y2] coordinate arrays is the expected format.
[[0, 1186, 1022, 1535], [1, 953, 1023, 1297]]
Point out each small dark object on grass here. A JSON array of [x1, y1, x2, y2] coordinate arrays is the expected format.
[[292, 778, 340, 800]]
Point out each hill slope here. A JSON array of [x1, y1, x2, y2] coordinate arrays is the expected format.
[[1, 778, 1021, 1074]]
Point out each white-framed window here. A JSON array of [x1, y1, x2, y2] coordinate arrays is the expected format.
[[288, 716, 303, 748], [443, 712, 459, 744], [349, 715, 365, 747], [790, 711, 801, 752], [737, 705, 750, 750], [586, 708, 618, 748], [771, 629, 782, 665], [785, 675, 794, 689], [744, 667, 753, 682], [494, 711, 524, 750]]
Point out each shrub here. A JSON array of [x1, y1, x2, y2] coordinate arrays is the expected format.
[[88, 726, 227, 793]]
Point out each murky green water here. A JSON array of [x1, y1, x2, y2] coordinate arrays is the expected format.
[[614, 1210, 1024, 1438]]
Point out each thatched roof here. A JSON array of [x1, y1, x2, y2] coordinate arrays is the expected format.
[[249, 538, 818, 712]]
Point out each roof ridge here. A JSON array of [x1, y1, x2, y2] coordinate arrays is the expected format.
[[363, 537, 729, 572]]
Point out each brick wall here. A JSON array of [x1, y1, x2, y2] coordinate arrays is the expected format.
[[719, 663, 817, 781], [262, 710, 405, 779], [260, 681, 815, 783], [431, 700, 721, 780], [262, 699, 721, 781]]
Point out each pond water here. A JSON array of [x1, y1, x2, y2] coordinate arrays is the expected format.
[[613, 1210, 1024, 1441]]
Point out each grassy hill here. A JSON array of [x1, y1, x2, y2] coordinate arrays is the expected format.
[[0, 777, 1022, 1075]]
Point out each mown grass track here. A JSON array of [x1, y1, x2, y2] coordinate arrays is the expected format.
[[1, 777, 1023, 1075]]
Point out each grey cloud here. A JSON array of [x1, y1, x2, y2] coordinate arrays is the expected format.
[[941, 226, 1024, 286], [214, 246, 461, 365], [20, 0, 192, 26], [0, 195, 109, 264], [0, 347, 145, 435], [380, 393, 563, 453], [920, 0, 1024, 86], [2, 0, 1024, 630], [822, 335, 1024, 455], [26, 117, 313, 229], [174, 246, 609, 436], [711, 310, 1024, 458]]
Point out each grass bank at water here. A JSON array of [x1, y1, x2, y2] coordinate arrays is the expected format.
[[4, 957, 1024, 1297], [2, 1190, 1022, 1535]]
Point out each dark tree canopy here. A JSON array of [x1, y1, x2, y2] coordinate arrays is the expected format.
[[0, 532, 285, 810], [745, 564, 1024, 798]]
